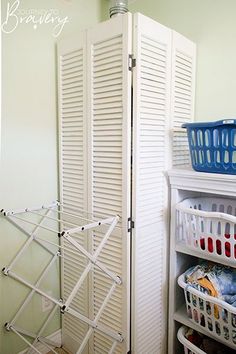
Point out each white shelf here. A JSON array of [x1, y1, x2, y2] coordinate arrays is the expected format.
[[176, 243, 236, 269], [168, 169, 236, 354], [169, 168, 236, 197], [174, 305, 236, 351]]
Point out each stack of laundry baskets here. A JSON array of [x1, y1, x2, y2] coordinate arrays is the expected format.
[[176, 196, 236, 351]]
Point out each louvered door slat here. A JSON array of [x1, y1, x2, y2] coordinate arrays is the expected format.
[[132, 13, 171, 354], [58, 33, 89, 354], [87, 13, 132, 354], [171, 32, 196, 167]]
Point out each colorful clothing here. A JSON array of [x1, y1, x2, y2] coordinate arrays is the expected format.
[[185, 263, 236, 307]]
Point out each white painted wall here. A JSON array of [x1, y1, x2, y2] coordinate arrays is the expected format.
[[0, 1, 104, 353]]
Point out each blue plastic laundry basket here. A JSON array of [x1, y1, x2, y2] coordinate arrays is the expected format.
[[182, 119, 236, 174]]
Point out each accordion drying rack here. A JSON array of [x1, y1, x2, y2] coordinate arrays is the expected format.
[[1, 201, 122, 354]]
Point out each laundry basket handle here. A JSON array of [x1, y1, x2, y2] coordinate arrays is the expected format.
[[177, 326, 206, 354], [176, 204, 236, 224]]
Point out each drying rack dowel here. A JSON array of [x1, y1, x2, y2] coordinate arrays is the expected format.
[[1, 201, 124, 354], [62, 232, 121, 284], [9, 214, 59, 234], [2, 201, 58, 216], [76, 282, 117, 354], [29, 210, 84, 228], [5, 215, 55, 256], [10, 252, 59, 326], [37, 339, 58, 354], [4, 269, 62, 307], [10, 326, 42, 354], [62, 216, 117, 236], [108, 341, 118, 354], [7, 209, 53, 271], [27, 305, 59, 354]]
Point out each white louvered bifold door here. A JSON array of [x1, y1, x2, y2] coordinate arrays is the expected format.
[[171, 31, 196, 167], [87, 13, 132, 354], [58, 33, 89, 353], [132, 13, 172, 354]]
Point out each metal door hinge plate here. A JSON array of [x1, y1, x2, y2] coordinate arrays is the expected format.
[[128, 217, 135, 232], [128, 54, 136, 71]]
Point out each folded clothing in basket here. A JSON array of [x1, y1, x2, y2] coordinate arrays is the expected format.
[[185, 263, 236, 307], [185, 328, 235, 354]]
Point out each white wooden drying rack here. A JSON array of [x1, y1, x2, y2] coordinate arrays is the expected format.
[[1, 202, 123, 354]]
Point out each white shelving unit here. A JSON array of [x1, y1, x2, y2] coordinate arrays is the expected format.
[[168, 168, 236, 354]]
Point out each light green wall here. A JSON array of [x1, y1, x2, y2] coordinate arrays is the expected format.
[[103, 0, 236, 121], [0, 1, 103, 353]]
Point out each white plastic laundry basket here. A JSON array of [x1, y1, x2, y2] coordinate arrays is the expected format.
[[177, 326, 206, 354], [176, 197, 236, 264], [178, 273, 236, 349]]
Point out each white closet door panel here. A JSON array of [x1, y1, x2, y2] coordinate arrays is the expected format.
[[171, 32, 196, 167], [58, 33, 89, 354], [87, 13, 132, 354], [132, 13, 171, 354]]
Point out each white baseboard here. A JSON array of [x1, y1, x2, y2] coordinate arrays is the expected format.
[[18, 329, 62, 354]]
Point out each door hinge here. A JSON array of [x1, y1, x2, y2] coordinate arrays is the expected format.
[[128, 217, 135, 232], [128, 54, 136, 71]]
